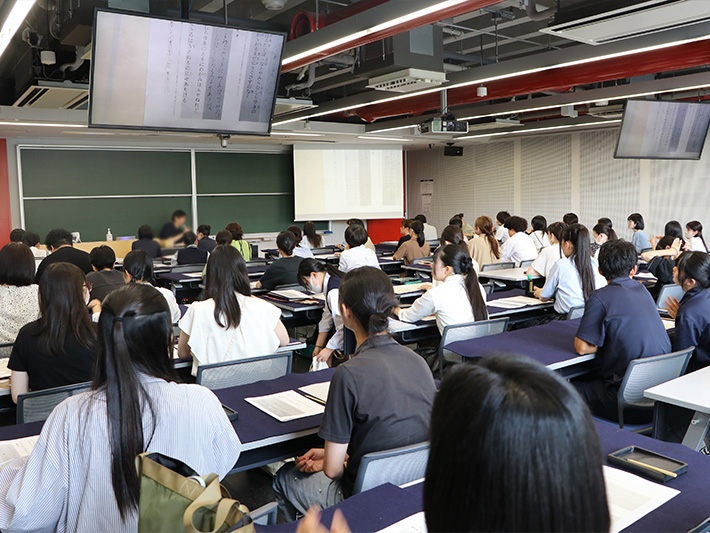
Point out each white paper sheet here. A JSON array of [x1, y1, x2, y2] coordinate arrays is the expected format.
[[661, 319, 675, 331], [270, 289, 312, 300], [393, 284, 425, 295], [603, 465, 679, 533], [376, 512, 427, 533], [250, 281, 258, 289], [487, 296, 541, 309], [245, 390, 325, 422], [0, 435, 39, 464], [0, 358, 10, 380], [635, 271, 657, 280], [183, 272, 203, 279], [299, 382, 331, 403]]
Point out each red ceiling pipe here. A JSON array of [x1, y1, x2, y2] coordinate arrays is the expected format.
[[284, 0, 502, 72], [289, 0, 389, 41], [353, 40, 710, 122]]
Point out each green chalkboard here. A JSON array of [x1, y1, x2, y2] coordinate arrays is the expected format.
[[195, 152, 293, 194], [198, 195, 305, 234]]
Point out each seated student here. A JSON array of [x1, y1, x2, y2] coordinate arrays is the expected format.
[[214, 229, 233, 246], [226, 222, 252, 261], [177, 231, 209, 265], [196, 224, 217, 252], [0, 283, 241, 531], [158, 209, 189, 242], [573, 239, 671, 422], [396, 244, 487, 334], [447, 216, 468, 244], [303, 221, 323, 249], [178, 246, 289, 374], [534, 224, 606, 316], [424, 356, 609, 532], [500, 216, 537, 264], [86, 245, 125, 302], [9, 263, 97, 403], [288, 225, 315, 259], [591, 221, 617, 260], [562, 212, 579, 225], [35, 228, 92, 281], [256, 231, 304, 290], [413, 214, 437, 242], [393, 220, 431, 265], [339, 224, 380, 272], [9, 228, 25, 243], [627, 212, 652, 253], [440, 225, 469, 255], [298, 258, 345, 367], [526, 221, 564, 278], [122, 250, 181, 324], [664, 251, 710, 373], [273, 267, 436, 521], [469, 215, 501, 268], [495, 211, 511, 244], [686, 220, 708, 252], [131, 224, 162, 259], [650, 220, 683, 250], [528, 215, 550, 253], [641, 236, 682, 301], [397, 219, 412, 249], [457, 212, 475, 235], [345, 219, 376, 252], [21, 231, 47, 267], [0, 244, 40, 357]]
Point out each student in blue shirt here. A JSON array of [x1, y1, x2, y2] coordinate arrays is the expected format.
[[627, 213, 652, 253], [573, 239, 671, 422], [665, 251, 710, 373]]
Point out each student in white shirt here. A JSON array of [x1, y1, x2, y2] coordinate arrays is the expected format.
[[501, 216, 537, 264], [345, 219, 376, 252], [526, 221, 565, 278], [179, 245, 289, 374], [495, 211, 511, 244], [414, 214, 438, 242], [686, 220, 708, 252], [298, 259, 344, 367], [122, 250, 181, 324], [397, 244, 488, 334], [534, 224, 606, 315], [0, 283, 241, 532], [288, 225, 315, 259], [20, 231, 47, 268], [441, 225, 479, 273], [528, 215, 551, 253], [591, 222, 618, 261], [338, 224, 380, 272]]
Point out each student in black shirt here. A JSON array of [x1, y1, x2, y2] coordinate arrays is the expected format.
[[273, 266, 436, 521], [256, 231, 303, 291], [35, 228, 92, 282], [86, 245, 124, 302], [131, 225, 162, 259], [641, 236, 682, 301], [197, 224, 217, 253], [177, 232, 209, 265], [9, 228, 25, 243], [158, 209, 189, 242], [9, 262, 97, 402]]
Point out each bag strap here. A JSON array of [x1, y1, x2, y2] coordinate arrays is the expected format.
[[184, 478, 246, 533]]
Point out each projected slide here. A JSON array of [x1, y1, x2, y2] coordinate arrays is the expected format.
[[294, 145, 404, 221], [90, 11, 284, 134]]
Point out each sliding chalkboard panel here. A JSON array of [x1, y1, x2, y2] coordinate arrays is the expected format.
[[195, 152, 293, 194], [197, 195, 299, 234]]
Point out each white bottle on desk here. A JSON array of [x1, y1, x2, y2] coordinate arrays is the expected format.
[[106, 228, 113, 241]]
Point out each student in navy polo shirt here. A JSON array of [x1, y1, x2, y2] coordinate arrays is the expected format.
[[665, 251, 710, 373], [573, 239, 670, 422]]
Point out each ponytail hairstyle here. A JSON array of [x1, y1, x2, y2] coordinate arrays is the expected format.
[[592, 222, 617, 242], [597, 217, 613, 228], [297, 257, 343, 289], [562, 224, 595, 300], [547, 221, 566, 244], [686, 221, 707, 252], [531, 215, 547, 234], [675, 251, 710, 289], [94, 283, 177, 520], [339, 266, 398, 337], [409, 220, 426, 247], [475, 216, 501, 260], [664, 220, 683, 240], [123, 250, 154, 283], [440, 225, 469, 256], [304, 221, 323, 248], [287, 225, 304, 246], [205, 245, 251, 329], [435, 244, 488, 321]]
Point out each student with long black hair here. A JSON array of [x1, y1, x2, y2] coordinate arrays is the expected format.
[[440, 225, 470, 257], [273, 267, 435, 522], [179, 245, 289, 374], [303, 221, 323, 249], [627, 213, 652, 253], [528, 215, 550, 253], [298, 258, 345, 366], [641, 236, 683, 301], [288, 225, 315, 259], [591, 222, 618, 260], [122, 250, 181, 324], [686, 220, 708, 252], [397, 244, 487, 334], [393, 220, 430, 264], [469, 215, 501, 267], [534, 224, 605, 315], [0, 283, 242, 530], [527, 221, 565, 278], [424, 356, 609, 532]]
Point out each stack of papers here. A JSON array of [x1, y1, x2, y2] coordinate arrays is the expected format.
[[0, 358, 10, 380], [393, 284, 425, 295], [635, 271, 657, 280], [183, 272, 203, 279], [0, 435, 39, 464], [487, 296, 541, 309], [299, 382, 331, 403], [661, 319, 675, 331], [270, 289, 313, 300], [245, 390, 325, 422]]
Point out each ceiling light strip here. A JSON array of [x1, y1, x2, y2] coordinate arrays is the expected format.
[[356, 135, 412, 141], [456, 119, 622, 140], [0, 0, 36, 58]]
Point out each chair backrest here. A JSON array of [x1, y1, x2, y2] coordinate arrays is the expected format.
[[439, 318, 509, 375], [656, 284, 684, 309], [311, 247, 335, 255], [518, 259, 534, 268], [566, 305, 585, 320], [17, 381, 92, 424], [195, 352, 293, 390], [0, 342, 13, 358], [274, 284, 303, 291], [171, 264, 204, 274], [617, 347, 694, 428], [481, 282, 494, 295], [481, 262, 516, 272], [352, 441, 429, 494]]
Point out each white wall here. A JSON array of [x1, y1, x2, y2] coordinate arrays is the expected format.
[[406, 128, 710, 241]]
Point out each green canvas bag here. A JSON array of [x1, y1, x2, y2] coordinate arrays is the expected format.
[[136, 452, 256, 533]]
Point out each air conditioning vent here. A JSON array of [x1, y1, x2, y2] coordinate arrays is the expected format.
[[367, 68, 447, 93], [14, 81, 89, 109]]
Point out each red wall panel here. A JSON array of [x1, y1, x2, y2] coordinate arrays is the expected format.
[[0, 139, 11, 247], [367, 218, 402, 244]]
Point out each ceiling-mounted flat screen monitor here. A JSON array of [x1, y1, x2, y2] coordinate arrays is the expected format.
[[89, 10, 285, 135], [615, 99, 710, 160]]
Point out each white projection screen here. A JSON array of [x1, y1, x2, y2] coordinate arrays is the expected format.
[[293, 145, 404, 221]]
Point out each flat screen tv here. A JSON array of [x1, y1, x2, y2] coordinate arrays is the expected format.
[[89, 9, 285, 135], [615, 99, 710, 160]]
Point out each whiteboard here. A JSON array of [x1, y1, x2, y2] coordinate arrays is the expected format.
[[293, 144, 404, 221]]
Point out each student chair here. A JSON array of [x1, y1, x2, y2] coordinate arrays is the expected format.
[[518, 259, 535, 268], [481, 282, 495, 295], [195, 352, 293, 390], [566, 305, 585, 320], [615, 347, 694, 431], [352, 441, 429, 495], [438, 318, 510, 376], [656, 284, 684, 311], [17, 381, 92, 424], [481, 262, 516, 272], [171, 264, 205, 274], [311, 247, 336, 255]]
